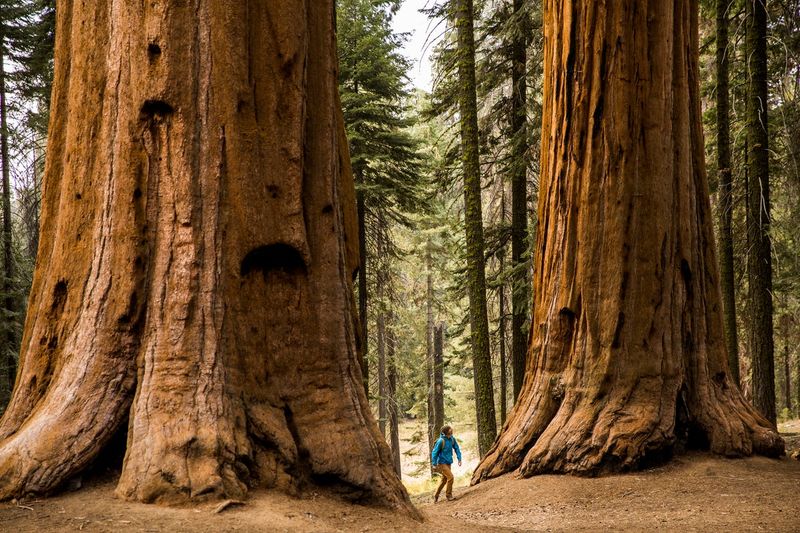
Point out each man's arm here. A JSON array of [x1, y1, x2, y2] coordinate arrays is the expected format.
[[454, 438, 463, 463]]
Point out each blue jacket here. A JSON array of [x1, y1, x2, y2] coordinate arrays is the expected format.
[[431, 433, 462, 466]]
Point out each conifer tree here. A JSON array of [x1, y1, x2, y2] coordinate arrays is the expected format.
[[455, 0, 497, 457], [337, 0, 424, 397]]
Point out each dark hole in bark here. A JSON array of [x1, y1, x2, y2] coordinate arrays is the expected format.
[[283, 405, 312, 485], [47, 336, 58, 350], [147, 42, 161, 57], [118, 291, 138, 324], [133, 188, 142, 200], [70, 415, 129, 490], [322, 204, 333, 214], [75, 193, 82, 200], [311, 473, 375, 504], [674, 388, 710, 452], [556, 307, 576, 345], [140, 99, 174, 118], [631, 443, 674, 472], [267, 185, 280, 199], [611, 312, 625, 348], [241, 244, 306, 277], [619, 271, 629, 301], [713, 371, 728, 390], [680, 259, 693, 298], [50, 280, 68, 314]]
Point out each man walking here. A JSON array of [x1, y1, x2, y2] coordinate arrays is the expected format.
[[431, 425, 462, 502]]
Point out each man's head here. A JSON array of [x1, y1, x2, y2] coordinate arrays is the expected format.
[[441, 425, 453, 437]]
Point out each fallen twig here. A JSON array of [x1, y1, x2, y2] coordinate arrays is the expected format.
[[213, 499, 245, 514]]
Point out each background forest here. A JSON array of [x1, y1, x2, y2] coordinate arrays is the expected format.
[[0, 0, 798, 491]]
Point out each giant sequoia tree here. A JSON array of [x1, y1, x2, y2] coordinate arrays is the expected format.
[[473, 0, 783, 481], [0, 1, 413, 511]]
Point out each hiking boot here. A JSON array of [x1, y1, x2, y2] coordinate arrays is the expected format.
[[433, 493, 440, 503], [446, 495, 456, 501]]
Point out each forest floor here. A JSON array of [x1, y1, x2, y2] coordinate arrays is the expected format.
[[1, 447, 799, 531]]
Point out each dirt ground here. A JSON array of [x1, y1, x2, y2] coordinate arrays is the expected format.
[[1, 451, 798, 532]]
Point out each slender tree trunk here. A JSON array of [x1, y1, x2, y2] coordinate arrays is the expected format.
[[499, 277, 508, 424], [473, 0, 783, 483], [357, 178, 369, 396], [498, 211, 508, 423], [377, 311, 387, 437], [716, 0, 739, 385], [511, 0, 530, 403], [746, 0, 776, 426], [780, 315, 791, 413], [0, 2, 415, 514], [456, 0, 497, 457], [387, 325, 401, 477], [433, 322, 445, 438], [783, 343, 791, 414], [425, 240, 435, 461], [377, 226, 387, 437], [0, 30, 17, 410], [796, 345, 800, 416]]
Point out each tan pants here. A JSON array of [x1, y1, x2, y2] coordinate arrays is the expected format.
[[435, 463, 454, 499]]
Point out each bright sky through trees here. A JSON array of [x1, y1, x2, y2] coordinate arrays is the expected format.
[[392, 0, 438, 91]]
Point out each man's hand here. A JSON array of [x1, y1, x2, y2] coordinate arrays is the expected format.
[[458, 460, 462, 467]]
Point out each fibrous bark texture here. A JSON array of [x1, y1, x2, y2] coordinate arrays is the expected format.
[[473, 0, 783, 483], [0, 0, 413, 513]]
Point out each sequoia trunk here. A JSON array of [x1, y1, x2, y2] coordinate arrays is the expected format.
[[473, 0, 783, 482], [0, 1, 413, 513]]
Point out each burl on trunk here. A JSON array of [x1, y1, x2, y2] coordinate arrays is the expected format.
[[0, 0, 412, 512], [473, 0, 783, 482]]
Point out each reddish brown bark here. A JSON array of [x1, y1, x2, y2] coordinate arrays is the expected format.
[[473, 0, 783, 482], [0, 1, 413, 513]]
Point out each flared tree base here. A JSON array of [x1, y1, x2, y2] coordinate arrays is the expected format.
[[473, 368, 783, 483]]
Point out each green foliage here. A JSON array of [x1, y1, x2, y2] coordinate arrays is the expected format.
[[0, 0, 53, 409], [338, 0, 426, 225], [3, 0, 54, 134]]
